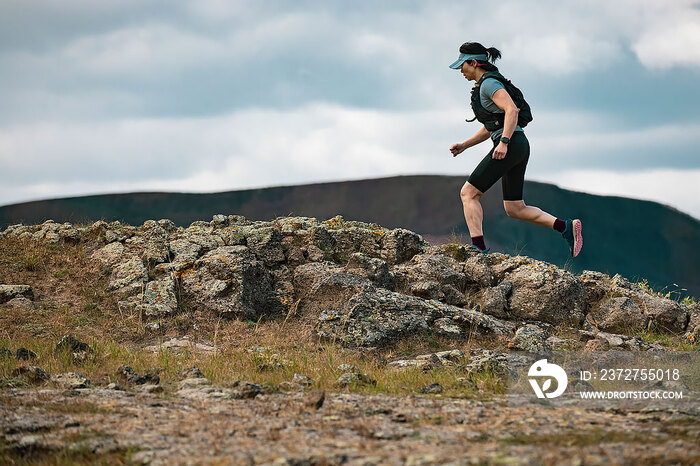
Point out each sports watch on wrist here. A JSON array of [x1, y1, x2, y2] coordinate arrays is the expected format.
[[500, 136, 510, 144]]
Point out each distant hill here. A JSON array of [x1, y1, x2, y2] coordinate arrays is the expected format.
[[1, 175, 698, 297]]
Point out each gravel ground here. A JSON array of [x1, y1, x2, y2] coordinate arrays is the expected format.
[[2, 387, 699, 465]]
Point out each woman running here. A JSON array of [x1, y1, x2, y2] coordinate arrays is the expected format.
[[448, 41, 583, 257]]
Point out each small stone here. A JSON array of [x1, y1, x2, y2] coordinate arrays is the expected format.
[[334, 372, 377, 387], [236, 381, 264, 399], [278, 381, 303, 392], [178, 366, 205, 379], [508, 324, 550, 352], [54, 334, 92, 356], [12, 365, 51, 385], [15, 348, 37, 361], [292, 373, 313, 386], [116, 365, 160, 386], [337, 364, 359, 372], [137, 384, 164, 394], [303, 389, 325, 410], [52, 373, 90, 389], [456, 376, 478, 390], [145, 322, 162, 333], [584, 338, 610, 351], [418, 382, 443, 394], [178, 378, 212, 389]]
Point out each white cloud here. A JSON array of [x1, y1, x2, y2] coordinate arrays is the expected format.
[[1, 103, 698, 220], [633, 20, 700, 69], [537, 168, 700, 219]]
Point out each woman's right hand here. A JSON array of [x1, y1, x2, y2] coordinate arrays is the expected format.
[[450, 142, 467, 157]]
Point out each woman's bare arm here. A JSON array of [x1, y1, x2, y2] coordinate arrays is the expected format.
[[491, 88, 519, 139], [450, 125, 490, 156]]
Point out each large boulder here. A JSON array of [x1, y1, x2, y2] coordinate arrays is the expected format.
[[294, 260, 512, 347], [245, 227, 285, 266], [91, 242, 129, 268], [138, 277, 179, 317], [379, 228, 427, 266], [642, 295, 689, 333], [315, 286, 514, 347], [344, 252, 395, 290], [328, 227, 382, 263], [587, 296, 646, 333], [502, 260, 586, 326], [107, 257, 148, 297], [293, 262, 372, 317], [178, 245, 284, 320], [392, 254, 468, 306]]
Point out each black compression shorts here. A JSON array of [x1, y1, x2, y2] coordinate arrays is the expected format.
[[468, 131, 530, 201]]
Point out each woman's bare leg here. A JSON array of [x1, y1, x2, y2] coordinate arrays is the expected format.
[[460, 181, 485, 236], [503, 200, 557, 228]]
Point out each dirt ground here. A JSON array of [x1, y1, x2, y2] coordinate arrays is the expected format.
[[2, 387, 699, 465]]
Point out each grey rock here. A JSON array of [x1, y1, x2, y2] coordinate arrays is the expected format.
[[116, 365, 159, 386], [52, 372, 90, 389], [178, 366, 205, 379], [508, 324, 550, 352], [0, 284, 34, 304], [460, 349, 510, 377], [16, 348, 37, 361], [479, 281, 513, 318], [335, 372, 377, 387], [329, 226, 382, 264], [545, 336, 578, 350], [54, 335, 92, 357], [394, 253, 467, 306], [12, 365, 51, 385], [418, 382, 443, 394], [145, 321, 163, 333], [245, 227, 285, 266], [584, 338, 611, 351], [2, 296, 36, 310], [588, 297, 645, 333], [179, 245, 284, 320], [345, 252, 395, 290], [642, 295, 689, 333], [138, 277, 178, 317], [144, 337, 216, 355], [415, 350, 465, 364], [278, 381, 303, 392], [91, 242, 127, 267], [380, 228, 427, 266], [107, 257, 148, 297], [178, 378, 212, 389], [505, 260, 586, 326], [337, 364, 359, 372], [292, 373, 314, 386]]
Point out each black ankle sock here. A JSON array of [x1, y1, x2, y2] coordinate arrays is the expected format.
[[471, 235, 486, 250], [553, 218, 566, 233]]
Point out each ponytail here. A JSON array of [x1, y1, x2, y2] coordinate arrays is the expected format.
[[485, 47, 502, 63]]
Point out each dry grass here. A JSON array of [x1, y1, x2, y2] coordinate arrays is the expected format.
[[0, 232, 507, 397]]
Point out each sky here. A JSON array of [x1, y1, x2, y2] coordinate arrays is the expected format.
[[1, 0, 699, 219]]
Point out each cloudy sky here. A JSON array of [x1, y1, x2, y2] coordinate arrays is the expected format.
[[1, 0, 699, 219]]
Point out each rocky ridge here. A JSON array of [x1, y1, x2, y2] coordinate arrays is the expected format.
[[2, 214, 698, 350]]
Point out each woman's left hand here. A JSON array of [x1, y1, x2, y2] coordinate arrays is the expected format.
[[492, 142, 508, 160]]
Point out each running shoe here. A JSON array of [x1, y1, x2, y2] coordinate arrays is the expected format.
[[562, 218, 583, 257], [470, 244, 490, 254]]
